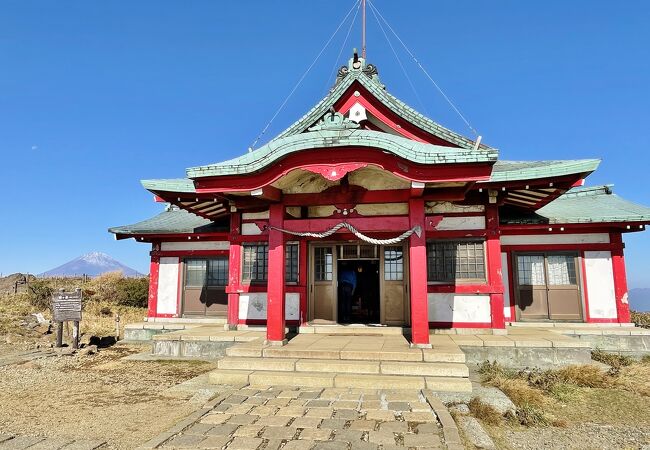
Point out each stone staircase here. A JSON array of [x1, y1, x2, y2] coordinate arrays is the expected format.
[[208, 334, 472, 392]]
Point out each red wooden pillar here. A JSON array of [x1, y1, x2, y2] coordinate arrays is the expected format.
[[148, 251, 160, 318], [408, 198, 430, 347], [610, 232, 631, 323], [227, 212, 242, 330], [267, 203, 286, 344], [485, 203, 506, 329]]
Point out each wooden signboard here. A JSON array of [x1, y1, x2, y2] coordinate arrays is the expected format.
[[52, 289, 82, 322], [51, 288, 82, 348]]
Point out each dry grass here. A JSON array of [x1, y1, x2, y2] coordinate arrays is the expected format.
[[0, 291, 146, 338], [591, 348, 635, 370], [632, 310, 650, 328], [468, 397, 503, 425]]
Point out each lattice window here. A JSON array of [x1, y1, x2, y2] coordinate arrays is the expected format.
[[207, 258, 229, 286], [242, 243, 269, 283], [285, 243, 299, 283], [242, 243, 299, 283], [315, 247, 333, 281], [384, 246, 404, 281], [546, 255, 577, 285], [427, 240, 486, 282], [517, 255, 546, 285], [185, 259, 207, 287]]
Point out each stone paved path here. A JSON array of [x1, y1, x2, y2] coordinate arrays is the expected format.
[[0, 433, 105, 449], [153, 386, 462, 450]]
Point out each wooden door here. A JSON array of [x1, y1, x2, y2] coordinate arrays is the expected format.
[[546, 254, 582, 320], [381, 245, 408, 325], [515, 254, 550, 320], [310, 245, 337, 322], [182, 258, 228, 317], [514, 253, 582, 321]]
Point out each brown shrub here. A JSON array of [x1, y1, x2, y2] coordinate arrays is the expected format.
[[468, 397, 502, 425], [592, 349, 635, 371]]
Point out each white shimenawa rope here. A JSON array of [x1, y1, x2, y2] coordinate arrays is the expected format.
[[268, 222, 421, 245]]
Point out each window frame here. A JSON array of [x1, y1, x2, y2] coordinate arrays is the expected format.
[[426, 239, 487, 284], [241, 241, 300, 285], [184, 257, 229, 288]]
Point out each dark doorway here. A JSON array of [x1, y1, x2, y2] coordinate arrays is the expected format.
[[337, 260, 380, 324]]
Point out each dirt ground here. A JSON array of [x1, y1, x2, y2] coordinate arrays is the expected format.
[[0, 342, 216, 449]]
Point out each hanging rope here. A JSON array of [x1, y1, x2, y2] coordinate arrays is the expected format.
[[367, 0, 479, 137], [368, 2, 429, 117], [249, 0, 361, 151], [268, 222, 421, 245], [323, 0, 362, 94]]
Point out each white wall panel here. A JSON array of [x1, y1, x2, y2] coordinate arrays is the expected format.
[[501, 233, 609, 246], [157, 257, 179, 315], [161, 241, 229, 251], [501, 252, 511, 319], [238, 293, 300, 321], [241, 223, 263, 235], [435, 216, 486, 230], [428, 294, 491, 323], [584, 251, 617, 319]]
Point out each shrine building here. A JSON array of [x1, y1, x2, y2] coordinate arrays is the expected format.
[[110, 52, 650, 348]]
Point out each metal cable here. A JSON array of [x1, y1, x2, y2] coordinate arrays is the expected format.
[[368, 2, 429, 118], [367, 0, 479, 137], [249, 0, 361, 151], [323, 0, 362, 95]]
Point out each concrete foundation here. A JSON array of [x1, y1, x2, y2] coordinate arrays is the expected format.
[[152, 339, 235, 358], [461, 346, 593, 369]]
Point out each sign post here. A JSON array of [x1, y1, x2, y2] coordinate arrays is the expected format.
[[52, 288, 83, 349]]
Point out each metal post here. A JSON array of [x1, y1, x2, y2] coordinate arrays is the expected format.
[[72, 321, 80, 349], [115, 314, 120, 341]]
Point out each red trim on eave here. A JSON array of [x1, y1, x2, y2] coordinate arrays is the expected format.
[[193, 148, 493, 193], [335, 81, 460, 147], [151, 250, 229, 257]]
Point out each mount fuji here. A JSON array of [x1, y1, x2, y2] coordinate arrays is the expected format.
[[39, 252, 143, 277]]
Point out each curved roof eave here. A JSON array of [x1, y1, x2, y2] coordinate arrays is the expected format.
[[186, 129, 498, 179]]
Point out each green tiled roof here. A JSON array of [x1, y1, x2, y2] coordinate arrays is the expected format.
[[186, 129, 498, 179], [108, 206, 227, 236], [484, 159, 600, 183], [141, 178, 196, 193], [273, 58, 491, 152], [501, 185, 650, 224]]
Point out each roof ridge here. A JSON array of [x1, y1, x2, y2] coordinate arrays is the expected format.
[[560, 184, 614, 198]]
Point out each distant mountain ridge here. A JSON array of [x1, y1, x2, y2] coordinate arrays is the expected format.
[[39, 252, 142, 277], [629, 288, 650, 312]]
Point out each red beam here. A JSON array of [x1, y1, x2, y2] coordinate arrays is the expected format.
[[501, 243, 622, 252], [282, 216, 411, 233], [151, 250, 229, 257]]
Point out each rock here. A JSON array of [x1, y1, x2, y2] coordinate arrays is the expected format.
[[54, 347, 76, 356], [471, 385, 516, 415], [5, 333, 20, 344], [449, 404, 470, 414], [458, 416, 496, 450], [78, 345, 98, 357]]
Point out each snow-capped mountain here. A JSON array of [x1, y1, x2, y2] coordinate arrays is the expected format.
[[39, 252, 143, 277]]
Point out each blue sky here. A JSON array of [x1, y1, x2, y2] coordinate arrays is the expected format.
[[1, 1, 649, 288]]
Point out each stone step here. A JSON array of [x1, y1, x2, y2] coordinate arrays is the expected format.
[[250, 370, 336, 388], [425, 376, 473, 393], [380, 361, 469, 378], [218, 356, 297, 371], [209, 369, 472, 392], [299, 325, 405, 335], [423, 349, 466, 363], [216, 357, 469, 378]]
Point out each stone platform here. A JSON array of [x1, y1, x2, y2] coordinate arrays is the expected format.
[[210, 334, 472, 393]]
